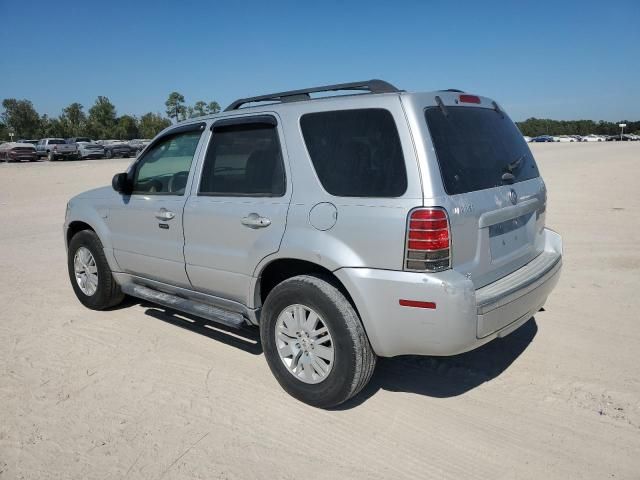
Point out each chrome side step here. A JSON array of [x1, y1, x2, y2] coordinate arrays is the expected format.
[[121, 283, 247, 329]]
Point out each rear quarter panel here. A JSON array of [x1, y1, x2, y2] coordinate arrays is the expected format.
[[255, 94, 424, 274]]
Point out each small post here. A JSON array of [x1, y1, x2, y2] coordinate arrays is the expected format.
[[618, 123, 626, 141]]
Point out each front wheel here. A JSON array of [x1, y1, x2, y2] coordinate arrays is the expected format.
[[67, 230, 125, 310], [47, 152, 55, 161], [105, 150, 113, 159], [260, 275, 376, 408]]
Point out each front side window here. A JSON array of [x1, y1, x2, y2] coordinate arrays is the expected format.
[[300, 109, 407, 197], [199, 121, 285, 197], [132, 130, 202, 195]]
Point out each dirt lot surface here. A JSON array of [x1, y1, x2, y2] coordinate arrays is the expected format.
[[1, 142, 639, 479]]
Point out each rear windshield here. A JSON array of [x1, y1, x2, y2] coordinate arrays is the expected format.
[[48, 139, 66, 144], [301, 109, 407, 197], [425, 106, 539, 195]]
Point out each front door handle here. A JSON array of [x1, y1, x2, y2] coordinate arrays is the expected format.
[[155, 208, 175, 221], [241, 213, 271, 229]]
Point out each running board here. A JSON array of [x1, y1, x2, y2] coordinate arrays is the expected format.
[[121, 284, 247, 329]]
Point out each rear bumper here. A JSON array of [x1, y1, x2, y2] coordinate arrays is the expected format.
[[335, 228, 562, 357]]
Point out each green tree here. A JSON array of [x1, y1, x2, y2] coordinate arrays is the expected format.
[[165, 92, 186, 123], [1, 98, 41, 139], [0, 121, 8, 141], [207, 101, 221, 115], [192, 101, 208, 117], [40, 115, 68, 138], [139, 112, 171, 138], [114, 115, 140, 140], [87, 96, 117, 139], [60, 102, 87, 137]]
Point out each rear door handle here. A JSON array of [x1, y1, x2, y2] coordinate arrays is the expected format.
[[155, 208, 175, 221], [241, 213, 271, 229]]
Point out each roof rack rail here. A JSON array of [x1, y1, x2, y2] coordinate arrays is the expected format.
[[224, 79, 401, 111]]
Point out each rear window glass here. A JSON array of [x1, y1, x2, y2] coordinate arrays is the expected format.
[[48, 139, 66, 144], [425, 106, 539, 195], [300, 109, 407, 197]]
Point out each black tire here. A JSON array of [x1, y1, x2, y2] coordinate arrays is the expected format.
[[47, 151, 55, 162], [260, 274, 376, 408], [105, 149, 113, 159], [67, 230, 125, 310]]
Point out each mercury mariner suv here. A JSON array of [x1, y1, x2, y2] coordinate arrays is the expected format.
[[64, 80, 562, 407]]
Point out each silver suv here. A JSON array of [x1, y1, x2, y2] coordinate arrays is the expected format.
[[64, 80, 562, 407]]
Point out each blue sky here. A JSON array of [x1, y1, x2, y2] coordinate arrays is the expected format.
[[1, 0, 638, 121]]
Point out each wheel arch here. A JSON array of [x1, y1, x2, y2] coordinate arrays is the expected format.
[[66, 220, 95, 247], [254, 258, 358, 315]]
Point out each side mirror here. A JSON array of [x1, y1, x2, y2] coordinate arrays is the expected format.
[[112, 172, 132, 194]]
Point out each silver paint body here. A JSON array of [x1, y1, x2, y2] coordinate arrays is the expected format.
[[64, 90, 562, 357]]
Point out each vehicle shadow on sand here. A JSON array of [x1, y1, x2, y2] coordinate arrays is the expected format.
[[335, 317, 538, 409], [117, 298, 537, 406]]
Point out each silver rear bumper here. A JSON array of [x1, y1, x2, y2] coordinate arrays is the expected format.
[[336, 228, 563, 357], [476, 250, 562, 338]]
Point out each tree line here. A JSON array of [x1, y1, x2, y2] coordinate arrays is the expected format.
[[2, 95, 637, 141], [0, 92, 221, 141], [516, 118, 640, 137]]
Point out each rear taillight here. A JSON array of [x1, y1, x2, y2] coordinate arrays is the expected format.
[[404, 208, 451, 272]]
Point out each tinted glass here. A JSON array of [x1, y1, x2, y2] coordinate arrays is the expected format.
[[425, 106, 539, 195], [300, 109, 407, 197], [48, 139, 66, 144], [199, 123, 285, 196], [132, 131, 201, 195]]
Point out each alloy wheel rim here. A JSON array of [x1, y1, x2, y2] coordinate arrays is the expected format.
[[275, 304, 334, 384], [73, 247, 98, 296]]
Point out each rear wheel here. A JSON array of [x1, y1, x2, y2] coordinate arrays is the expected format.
[[260, 275, 376, 408], [67, 230, 124, 310]]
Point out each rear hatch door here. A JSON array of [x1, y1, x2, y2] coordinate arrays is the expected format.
[[424, 99, 547, 288]]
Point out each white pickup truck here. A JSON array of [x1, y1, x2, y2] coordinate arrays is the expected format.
[[36, 138, 78, 161]]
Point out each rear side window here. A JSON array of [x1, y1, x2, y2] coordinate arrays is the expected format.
[[425, 106, 539, 195], [300, 109, 407, 197], [199, 122, 285, 197]]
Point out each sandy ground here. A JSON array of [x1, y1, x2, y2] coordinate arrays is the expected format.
[[0, 142, 639, 479]]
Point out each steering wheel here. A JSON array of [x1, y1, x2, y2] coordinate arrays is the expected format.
[[168, 171, 189, 193]]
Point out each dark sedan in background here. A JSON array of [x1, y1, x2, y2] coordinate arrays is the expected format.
[[0, 142, 39, 162], [101, 140, 134, 158], [530, 135, 555, 142]]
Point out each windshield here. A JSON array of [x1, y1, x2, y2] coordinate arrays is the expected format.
[[425, 106, 539, 195]]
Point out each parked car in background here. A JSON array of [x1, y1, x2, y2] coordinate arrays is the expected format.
[[128, 139, 151, 154], [581, 134, 603, 142], [607, 134, 635, 141], [76, 141, 105, 159], [64, 80, 562, 407], [17, 139, 39, 146], [0, 142, 39, 162], [67, 137, 92, 144], [36, 138, 78, 161], [523, 136, 532, 142], [102, 140, 134, 158], [531, 135, 554, 142], [555, 135, 576, 142]]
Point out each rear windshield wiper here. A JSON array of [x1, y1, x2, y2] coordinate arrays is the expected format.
[[504, 154, 524, 173], [501, 172, 515, 184]]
